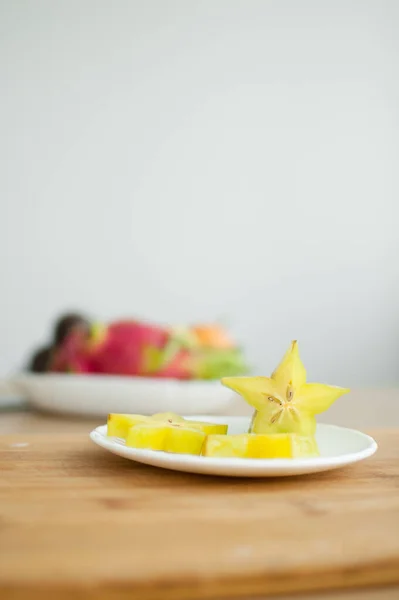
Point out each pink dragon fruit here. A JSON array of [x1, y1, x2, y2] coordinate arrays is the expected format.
[[91, 321, 169, 376], [50, 320, 188, 377]]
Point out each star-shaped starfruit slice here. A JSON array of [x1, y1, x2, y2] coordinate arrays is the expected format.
[[221, 341, 349, 435]]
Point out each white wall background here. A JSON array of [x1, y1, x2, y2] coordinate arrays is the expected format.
[[1, 0, 398, 385]]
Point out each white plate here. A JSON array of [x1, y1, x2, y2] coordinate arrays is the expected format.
[[2, 374, 238, 417], [90, 416, 377, 477]]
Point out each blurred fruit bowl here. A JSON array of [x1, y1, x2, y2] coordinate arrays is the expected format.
[[9, 313, 248, 417], [6, 373, 239, 418]]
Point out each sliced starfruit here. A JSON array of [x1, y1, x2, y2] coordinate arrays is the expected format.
[[222, 341, 349, 436], [151, 412, 228, 435], [107, 412, 227, 439], [107, 413, 148, 438], [126, 421, 206, 455], [202, 433, 319, 459], [183, 418, 228, 436]]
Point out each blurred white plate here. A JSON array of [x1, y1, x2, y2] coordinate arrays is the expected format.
[[90, 416, 377, 477], [2, 374, 238, 417]]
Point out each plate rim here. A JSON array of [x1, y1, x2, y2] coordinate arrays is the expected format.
[[90, 419, 378, 473]]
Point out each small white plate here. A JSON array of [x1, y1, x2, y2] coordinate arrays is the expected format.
[[2, 374, 237, 417], [90, 416, 377, 477]]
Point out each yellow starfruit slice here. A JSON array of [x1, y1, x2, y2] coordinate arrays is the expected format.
[[126, 421, 206, 455], [107, 413, 148, 438], [202, 433, 319, 459], [222, 341, 349, 435], [107, 412, 227, 439]]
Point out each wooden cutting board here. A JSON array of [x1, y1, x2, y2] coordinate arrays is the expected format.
[[0, 430, 398, 600]]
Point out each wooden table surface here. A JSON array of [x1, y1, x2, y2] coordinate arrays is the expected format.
[[1, 416, 399, 600]]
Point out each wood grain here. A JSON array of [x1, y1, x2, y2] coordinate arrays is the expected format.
[[0, 430, 398, 600]]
